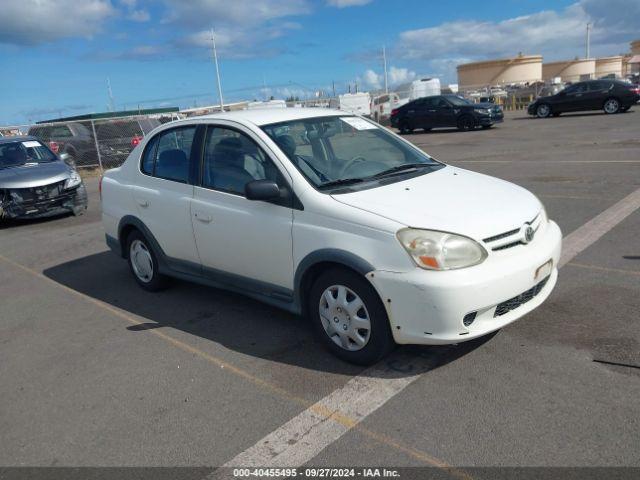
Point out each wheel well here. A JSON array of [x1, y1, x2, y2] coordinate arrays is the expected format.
[[603, 96, 620, 106], [119, 224, 139, 258], [298, 261, 364, 316]]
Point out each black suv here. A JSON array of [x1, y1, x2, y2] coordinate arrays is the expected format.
[[528, 79, 640, 118], [390, 94, 504, 133]]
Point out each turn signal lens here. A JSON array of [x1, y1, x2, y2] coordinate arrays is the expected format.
[[397, 228, 488, 271]]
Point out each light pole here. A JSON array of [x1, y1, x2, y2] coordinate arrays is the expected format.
[[382, 45, 388, 94], [585, 23, 591, 59], [211, 28, 225, 111]]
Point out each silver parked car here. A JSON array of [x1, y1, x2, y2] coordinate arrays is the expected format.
[[0, 136, 88, 221]]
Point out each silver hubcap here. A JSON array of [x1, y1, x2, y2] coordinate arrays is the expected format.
[[537, 105, 549, 117], [130, 239, 153, 283], [319, 285, 371, 351], [604, 100, 618, 113]]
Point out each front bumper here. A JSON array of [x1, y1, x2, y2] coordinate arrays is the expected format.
[[477, 113, 504, 126], [0, 183, 88, 220], [369, 220, 562, 345]]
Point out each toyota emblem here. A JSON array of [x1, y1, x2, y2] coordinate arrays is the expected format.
[[524, 226, 535, 243]]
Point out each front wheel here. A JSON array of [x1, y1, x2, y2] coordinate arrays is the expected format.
[[457, 116, 475, 131], [603, 98, 620, 114], [309, 268, 394, 365], [126, 230, 169, 291], [536, 104, 551, 118]]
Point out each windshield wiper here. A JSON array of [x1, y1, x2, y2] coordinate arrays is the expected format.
[[318, 177, 365, 190], [370, 163, 436, 179]]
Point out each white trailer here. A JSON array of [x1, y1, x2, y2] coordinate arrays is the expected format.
[[396, 78, 441, 106], [329, 92, 371, 116]]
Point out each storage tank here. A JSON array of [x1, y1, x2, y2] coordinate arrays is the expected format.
[[595, 56, 623, 78], [456, 54, 542, 89], [542, 59, 596, 83]]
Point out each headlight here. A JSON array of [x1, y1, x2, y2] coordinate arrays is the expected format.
[[64, 170, 82, 189], [477, 108, 491, 115], [397, 228, 488, 270]]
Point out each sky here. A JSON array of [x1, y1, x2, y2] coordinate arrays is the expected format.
[[1, 0, 639, 124]]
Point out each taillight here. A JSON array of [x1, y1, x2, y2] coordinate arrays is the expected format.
[[49, 141, 59, 153], [391, 108, 399, 116], [131, 135, 142, 147]]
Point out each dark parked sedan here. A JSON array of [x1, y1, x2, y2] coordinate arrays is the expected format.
[[0, 137, 88, 221], [390, 94, 503, 133], [528, 79, 640, 118]]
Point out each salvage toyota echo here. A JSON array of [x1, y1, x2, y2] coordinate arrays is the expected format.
[[101, 109, 562, 364]]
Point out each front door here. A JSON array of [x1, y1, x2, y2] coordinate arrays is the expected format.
[[190, 124, 294, 295]]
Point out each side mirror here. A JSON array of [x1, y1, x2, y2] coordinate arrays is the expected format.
[[59, 152, 70, 161], [245, 180, 281, 201]]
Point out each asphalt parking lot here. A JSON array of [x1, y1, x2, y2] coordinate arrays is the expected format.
[[1, 110, 639, 475]]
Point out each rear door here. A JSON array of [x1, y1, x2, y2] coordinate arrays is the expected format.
[[586, 81, 611, 110], [558, 83, 589, 112], [132, 125, 201, 271], [432, 97, 458, 127], [190, 123, 294, 293]]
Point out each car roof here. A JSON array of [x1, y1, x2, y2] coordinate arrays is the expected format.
[[186, 108, 349, 127], [0, 135, 39, 144]]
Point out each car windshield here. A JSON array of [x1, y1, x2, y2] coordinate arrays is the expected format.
[[262, 116, 443, 191], [0, 140, 57, 169], [445, 95, 472, 106]]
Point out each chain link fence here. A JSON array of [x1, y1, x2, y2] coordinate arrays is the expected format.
[[0, 113, 181, 171]]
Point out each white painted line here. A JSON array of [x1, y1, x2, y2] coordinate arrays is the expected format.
[[214, 186, 640, 473], [215, 354, 434, 471], [560, 187, 640, 267]]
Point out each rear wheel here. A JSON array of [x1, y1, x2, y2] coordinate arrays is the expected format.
[[536, 104, 551, 118], [457, 116, 475, 131], [603, 97, 620, 114], [399, 120, 413, 134], [309, 268, 394, 365], [126, 230, 169, 291]]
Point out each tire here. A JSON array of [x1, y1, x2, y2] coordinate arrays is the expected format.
[[399, 120, 413, 134], [309, 268, 395, 365], [457, 116, 475, 131], [536, 104, 551, 118], [126, 230, 169, 291], [603, 97, 620, 114]]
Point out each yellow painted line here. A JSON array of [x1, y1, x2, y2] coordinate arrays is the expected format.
[[0, 252, 466, 477], [567, 262, 640, 277]]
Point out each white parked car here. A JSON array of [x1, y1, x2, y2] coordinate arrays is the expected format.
[[101, 108, 562, 364]]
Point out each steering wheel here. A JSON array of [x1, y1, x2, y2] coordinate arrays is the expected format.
[[339, 156, 368, 177]]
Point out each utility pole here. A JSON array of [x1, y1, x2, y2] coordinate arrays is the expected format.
[[107, 77, 115, 112], [382, 45, 388, 94], [211, 28, 225, 111], [585, 23, 591, 59]]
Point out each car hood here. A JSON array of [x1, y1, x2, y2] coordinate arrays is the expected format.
[[331, 166, 542, 240], [0, 161, 71, 189]]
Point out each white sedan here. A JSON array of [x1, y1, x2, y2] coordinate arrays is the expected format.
[[101, 108, 562, 365]]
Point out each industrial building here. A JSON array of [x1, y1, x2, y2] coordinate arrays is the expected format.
[[456, 54, 542, 88], [457, 39, 640, 89]]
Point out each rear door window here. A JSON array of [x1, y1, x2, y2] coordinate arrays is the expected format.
[[141, 126, 196, 183]]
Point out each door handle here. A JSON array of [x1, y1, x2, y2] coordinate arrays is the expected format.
[[135, 198, 149, 208], [194, 212, 212, 223]]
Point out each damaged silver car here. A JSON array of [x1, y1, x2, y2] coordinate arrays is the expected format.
[[0, 136, 88, 221]]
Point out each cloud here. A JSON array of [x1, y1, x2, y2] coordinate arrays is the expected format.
[[359, 66, 417, 90], [119, 0, 149, 22], [326, 0, 373, 7], [160, 0, 310, 28], [0, 0, 115, 46], [390, 0, 640, 82]]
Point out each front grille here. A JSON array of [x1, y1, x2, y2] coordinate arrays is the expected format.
[[483, 228, 520, 243], [494, 275, 550, 317], [9, 180, 67, 205]]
